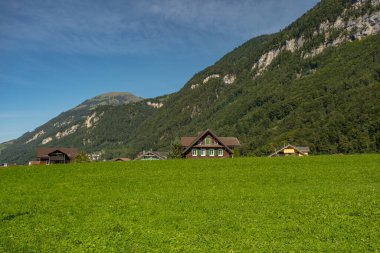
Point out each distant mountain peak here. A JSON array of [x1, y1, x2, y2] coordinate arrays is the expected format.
[[93, 91, 141, 99], [74, 91, 143, 111]]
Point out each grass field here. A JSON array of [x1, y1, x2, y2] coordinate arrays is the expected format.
[[0, 155, 379, 252]]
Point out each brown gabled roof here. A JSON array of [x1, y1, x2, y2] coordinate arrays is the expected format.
[[219, 137, 241, 147], [181, 129, 240, 155], [181, 137, 197, 147], [181, 131, 240, 148], [181, 137, 240, 147], [268, 144, 309, 157], [112, 157, 131, 161], [36, 147, 78, 158]]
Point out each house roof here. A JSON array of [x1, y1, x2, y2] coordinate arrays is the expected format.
[[181, 129, 240, 155], [135, 151, 168, 160], [181, 136, 241, 147], [295, 146, 310, 153], [219, 137, 241, 147], [269, 144, 310, 157], [36, 147, 78, 158], [181, 137, 197, 147], [112, 157, 131, 161]]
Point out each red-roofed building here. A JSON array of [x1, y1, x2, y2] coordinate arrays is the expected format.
[[181, 129, 240, 159]]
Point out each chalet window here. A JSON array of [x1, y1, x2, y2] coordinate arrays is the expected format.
[[205, 137, 211, 145], [200, 149, 206, 156], [192, 149, 197, 156], [209, 149, 215, 156], [218, 149, 224, 156]]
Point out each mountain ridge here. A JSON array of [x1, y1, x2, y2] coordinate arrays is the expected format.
[[73, 92, 143, 111]]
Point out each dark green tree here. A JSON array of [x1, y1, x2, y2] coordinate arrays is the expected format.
[[75, 151, 90, 163], [338, 135, 353, 153], [168, 138, 183, 159]]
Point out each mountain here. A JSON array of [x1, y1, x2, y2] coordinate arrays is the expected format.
[[0, 92, 143, 163], [1, 0, 380, 164], [73, 92, 143, 111]]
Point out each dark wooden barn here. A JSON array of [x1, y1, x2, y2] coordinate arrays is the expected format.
[[35, 147, 78, 164]]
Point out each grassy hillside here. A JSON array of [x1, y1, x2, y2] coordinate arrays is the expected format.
[[1, 155, 379, 252]]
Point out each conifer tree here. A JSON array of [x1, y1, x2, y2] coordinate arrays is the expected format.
[[168, 138, 183, 159]]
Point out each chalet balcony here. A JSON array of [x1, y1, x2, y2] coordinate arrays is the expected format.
[[48, 156, 68, 161]]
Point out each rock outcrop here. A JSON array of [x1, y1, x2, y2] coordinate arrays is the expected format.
[[147, 101, 164, 108], [223, 74, 236, 84], [203, 74, 220, 84], [25, 130, 45, 144], [41, 137, 52, 145], [252, 1, 380, 76], [55, 125, 80, 139]]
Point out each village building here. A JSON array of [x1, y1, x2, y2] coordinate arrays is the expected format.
[[269, 144, 310, 157], [135, 150, 168, 160], [30, 147, 78, 165], [181, 129, 240, 159], [112, 157, 131, 162], [88, 152, 102, 161]]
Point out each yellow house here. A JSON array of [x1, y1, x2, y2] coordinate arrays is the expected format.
[[269, 144, 310, 157]]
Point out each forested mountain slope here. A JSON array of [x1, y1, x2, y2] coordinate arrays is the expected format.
[[120, 0, 380, 156]]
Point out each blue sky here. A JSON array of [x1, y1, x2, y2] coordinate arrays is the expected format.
[[0, 0, 319, 143]]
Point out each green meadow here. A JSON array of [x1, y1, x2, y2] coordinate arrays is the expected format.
[[0, 155, 379, 252]]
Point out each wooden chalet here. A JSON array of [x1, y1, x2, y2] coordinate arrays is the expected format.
[[135, 151, 168, 160], [269, 144, 310, 157], [34, 147, 78, 164], [181, 129, 241, 159]]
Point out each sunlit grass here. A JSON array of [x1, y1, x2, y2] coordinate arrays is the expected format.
[[0, 155, 379, 252]]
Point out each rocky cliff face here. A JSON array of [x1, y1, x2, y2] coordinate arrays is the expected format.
[[303, 8, 380, 58], [251, 0, 380, 76]]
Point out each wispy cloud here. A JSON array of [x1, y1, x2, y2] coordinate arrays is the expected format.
[[0, 0, 318, 55]]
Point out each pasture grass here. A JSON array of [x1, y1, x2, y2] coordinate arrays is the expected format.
[[0, 155, 379, 252]]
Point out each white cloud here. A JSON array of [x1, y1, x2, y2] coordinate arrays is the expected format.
[[0, 0, 319, 55]]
